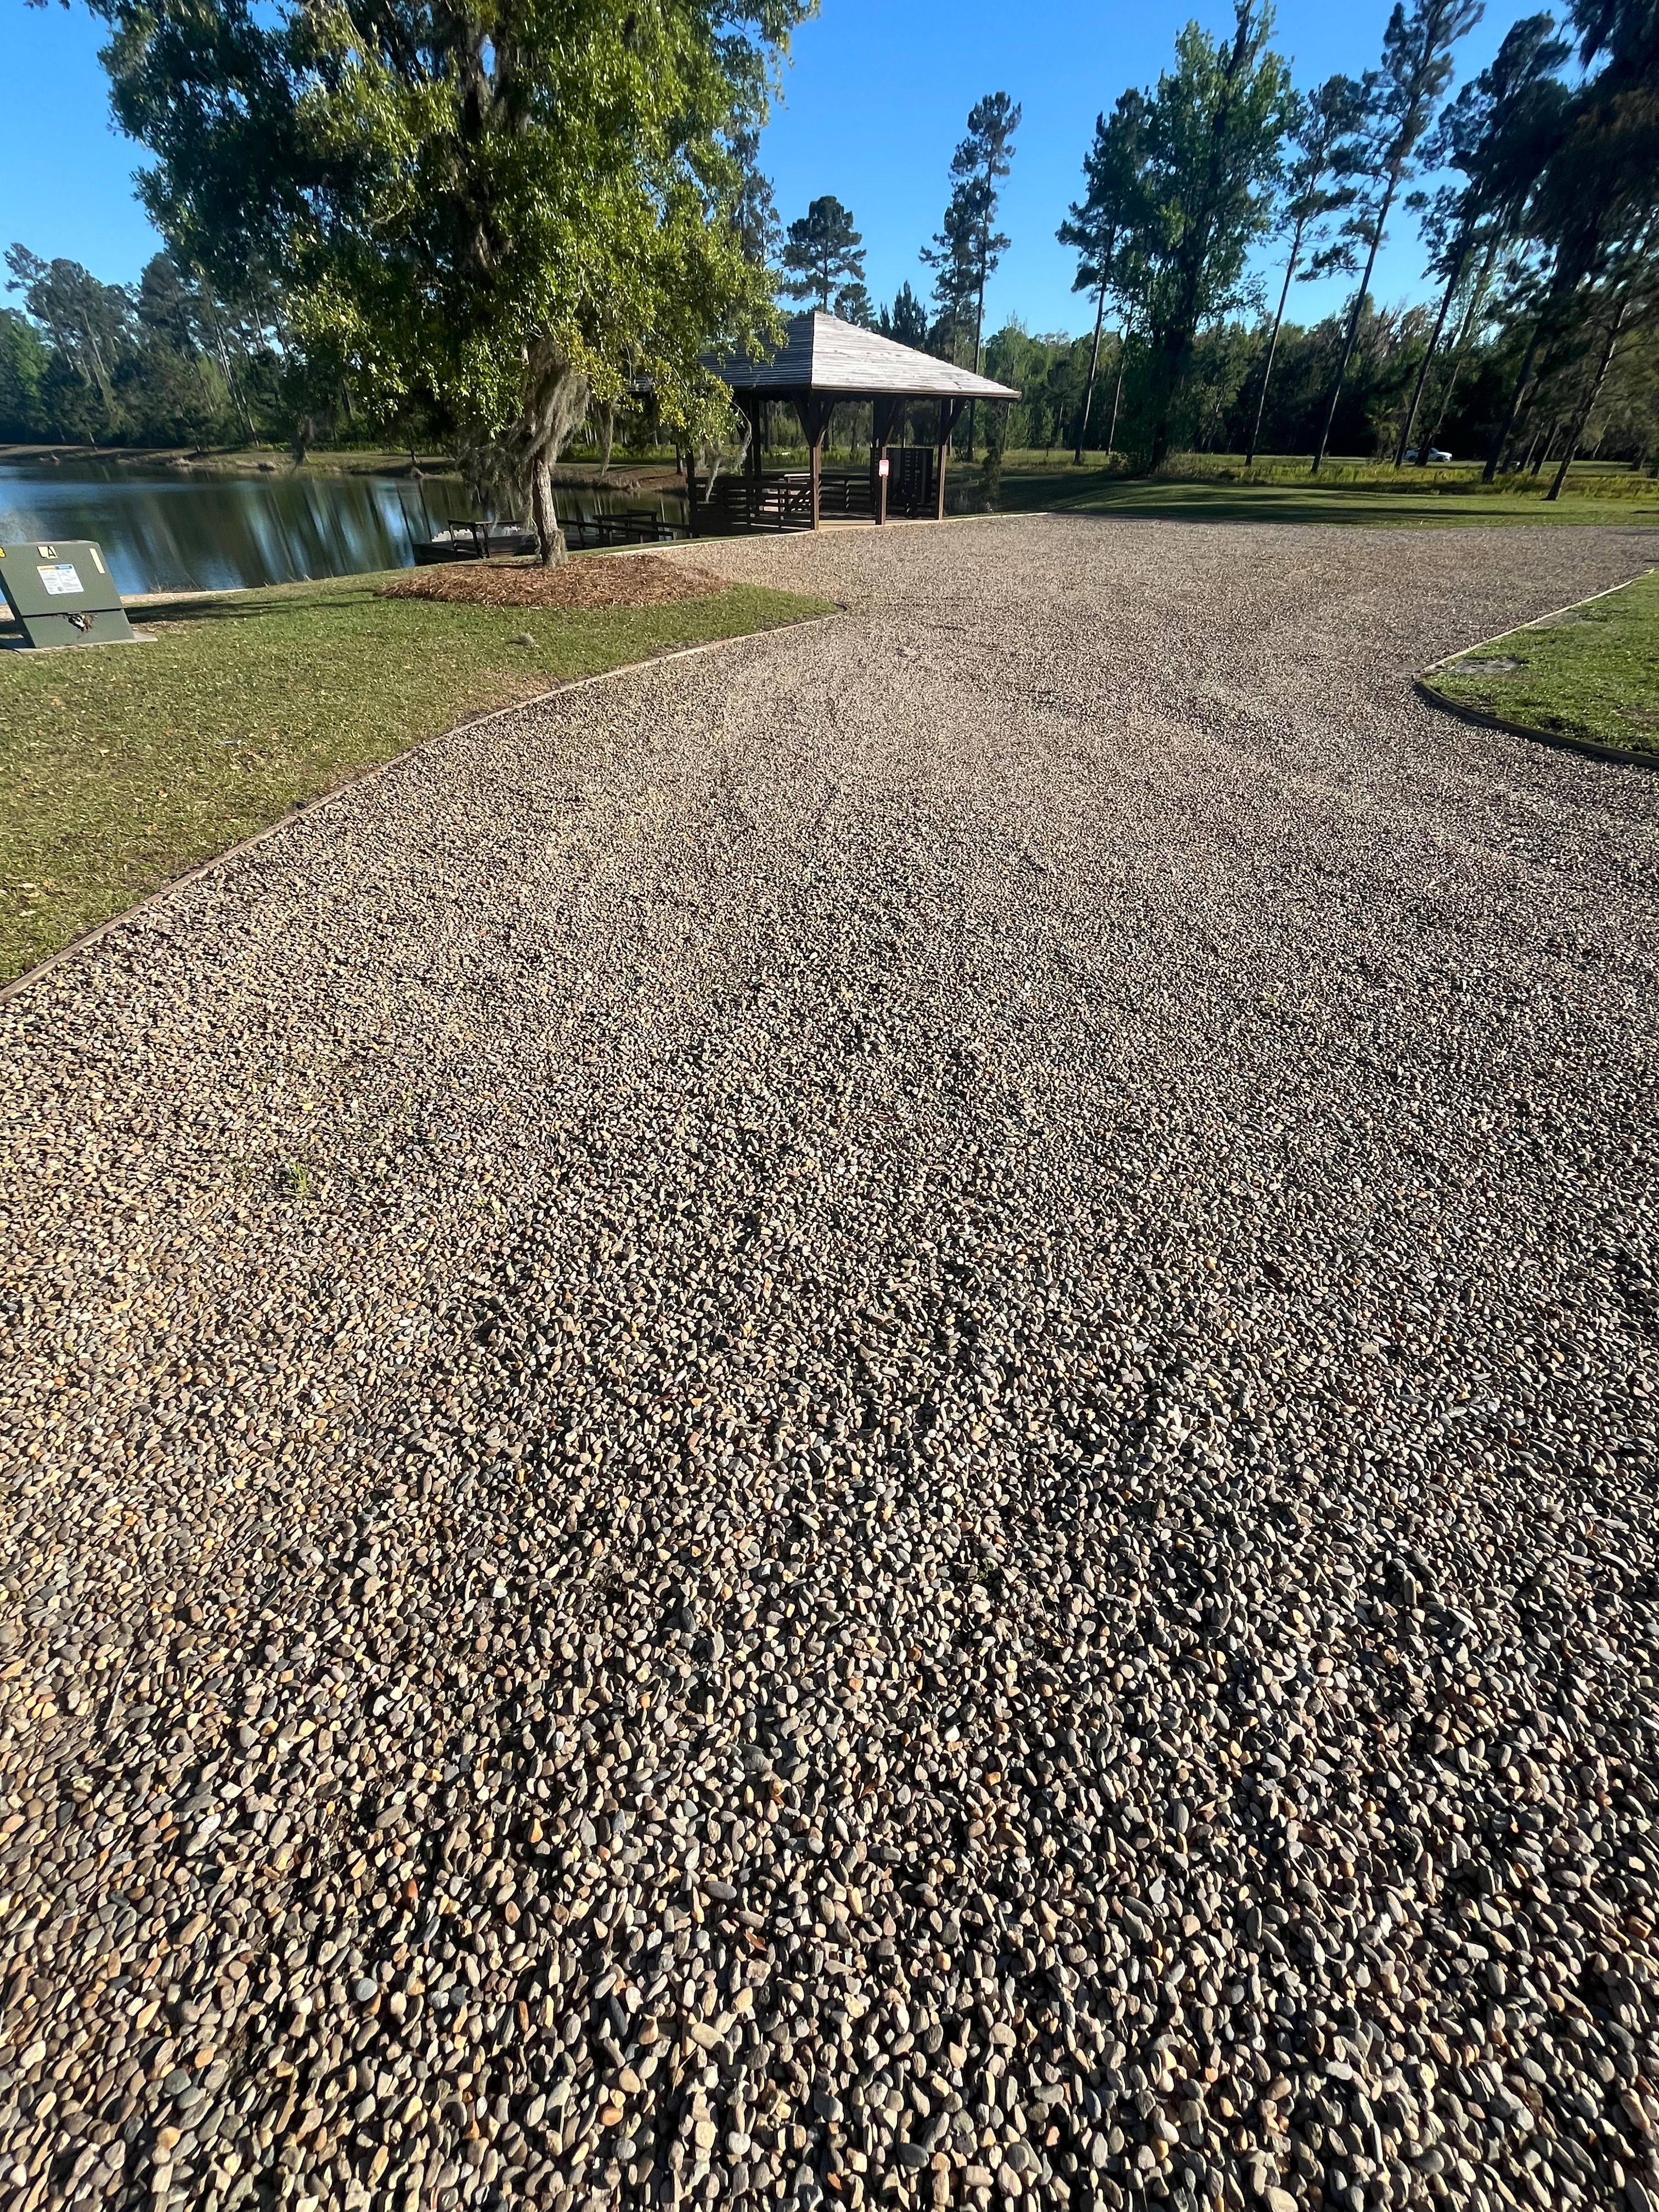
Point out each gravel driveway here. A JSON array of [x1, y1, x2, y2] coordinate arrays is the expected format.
[[3, 516, 1657, 2212]]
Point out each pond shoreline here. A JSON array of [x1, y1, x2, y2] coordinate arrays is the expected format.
[[0, 453, 689, 597], [0, 441, 680, 494]]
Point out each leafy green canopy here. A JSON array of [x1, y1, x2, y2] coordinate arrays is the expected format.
[[80, 0, 806, 460], [3, 240, 284, 448], [1135, 4, 1294, 464], [1059, 91, 1150, 313], [1392, 14, 1570, 466], [1240, 74, 1367, 464], [1057, 89, 1149, 461]]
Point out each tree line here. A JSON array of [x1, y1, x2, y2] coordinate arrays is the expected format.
[[1061, 0, 1658, 489], [7, 0, 1656, 515], [768, 0, 1657, 484], [1, 247, 331, 453], [972, 291, 1657, 475]]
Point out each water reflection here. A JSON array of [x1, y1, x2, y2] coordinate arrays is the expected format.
[[0, 461, 455, 596], [0, 462, 687, 597]]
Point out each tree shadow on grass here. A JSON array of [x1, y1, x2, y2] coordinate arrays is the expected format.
[[0, 579, 401, 657], [133, 580, 392, 627]]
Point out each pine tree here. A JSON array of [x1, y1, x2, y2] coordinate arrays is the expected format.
[[923, 92, 1020, 453], [780, 198, 867, 315], [1137, 3, 1293, 469], [731, 128, 782, 273], [1312, 0, 1484, 473], [878, 283, 929, 349], [1395, 15, 1570, 467], [834, 280, 874, 328], [1246, 75, 1368, 465], [1058, 89, 1150, 462]]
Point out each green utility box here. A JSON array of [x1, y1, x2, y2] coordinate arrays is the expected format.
[[0, 539, 137, 648]]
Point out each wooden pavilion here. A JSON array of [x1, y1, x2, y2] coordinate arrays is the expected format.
[[698, 311, 1019, 535]]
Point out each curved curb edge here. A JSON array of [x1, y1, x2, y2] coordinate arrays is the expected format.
[[1414, 564, 1658, 772], [1413, 675, 1659, 771], [0, 604, 845, 1013]]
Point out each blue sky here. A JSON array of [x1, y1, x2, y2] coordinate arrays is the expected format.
[[6, 0, 1529, 338]]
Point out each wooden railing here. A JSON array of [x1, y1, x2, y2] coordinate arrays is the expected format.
[[692, 472, 815, 534], [562, 509, 689, 549], [817, 471, 875, 520], [691, 453, 936, 533], [885, 448, 936, 518]]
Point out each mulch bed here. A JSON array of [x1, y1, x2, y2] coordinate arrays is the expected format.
[[382, 555, 726, 612]]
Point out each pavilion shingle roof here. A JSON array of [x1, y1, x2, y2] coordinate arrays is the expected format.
[[715, 312, 1019, 401]]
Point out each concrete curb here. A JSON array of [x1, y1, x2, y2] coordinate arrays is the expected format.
[[0, 606, 843, 1012], [1414, 566, 1658, 772]]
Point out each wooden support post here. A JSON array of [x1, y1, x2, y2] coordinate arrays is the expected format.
[[744, 397, 762, 528], [872, 397, 899, 525], [936, 400, 964, 522], [793, 395, 830, 531]]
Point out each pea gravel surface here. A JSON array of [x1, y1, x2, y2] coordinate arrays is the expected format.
[[3, 516, 1658, 2212]]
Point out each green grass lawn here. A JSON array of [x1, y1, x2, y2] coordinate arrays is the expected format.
[[0, 567, 833, 985], [980, 452, 1659, 529], [1425, 568, 1659, 760]]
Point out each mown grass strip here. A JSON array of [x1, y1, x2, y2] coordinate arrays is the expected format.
[[983, 453, 1659, 531], [1421, 569, 1659, 762], [0, 566, 833, 985]]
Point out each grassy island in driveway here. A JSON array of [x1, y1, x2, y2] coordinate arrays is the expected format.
[[1425, 567, 1658, 760], [0, 561, 833, 986]]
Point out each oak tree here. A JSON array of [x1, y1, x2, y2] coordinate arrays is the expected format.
[[70, 0, 805, 559]]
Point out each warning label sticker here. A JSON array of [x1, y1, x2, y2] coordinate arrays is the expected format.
[[39, 563, 84, 596]]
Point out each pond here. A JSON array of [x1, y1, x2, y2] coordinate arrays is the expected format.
[[0, 459, 687, 597]]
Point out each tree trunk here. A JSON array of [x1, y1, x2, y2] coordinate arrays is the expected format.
[[1313, 176, 1396, 474], [1107, 338, 1127, 461], [80, 312, 116, 415], [1247, 230, 1301, 468], [502, 336, 588, 562], [201, 284, 255, 441], [1483, 311, 1547, 482], [531, 455, 566, 566], [1546, 297, 1628, 501], [188, 348, 217, 427], [599, 403, 616, 476], [968, 268, 986, 462], [1148, 335, 1179, 471], [1423, 241, 1496, 459], [1147, 7, 1255, 473], [1075, 278, 1108, 466], [1396, 232, 1468, 468]]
